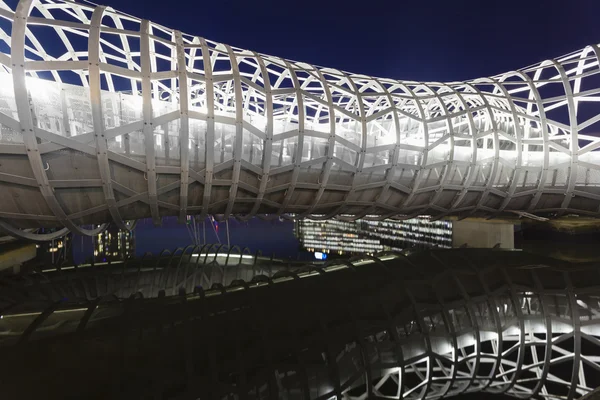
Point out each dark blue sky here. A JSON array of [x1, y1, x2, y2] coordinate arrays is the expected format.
[[102, 0, 600, 81]]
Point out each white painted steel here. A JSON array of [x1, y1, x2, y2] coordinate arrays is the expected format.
[[0, 0, 598, 238]]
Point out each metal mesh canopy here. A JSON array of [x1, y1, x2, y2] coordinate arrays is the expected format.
[[0, 0, 599, 238], [0, 249, 599, 399]]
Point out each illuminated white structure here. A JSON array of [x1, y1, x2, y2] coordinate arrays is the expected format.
[[0, 0, 599, 240]]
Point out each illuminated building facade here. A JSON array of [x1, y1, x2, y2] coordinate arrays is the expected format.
[[297, 217, 452, 255], [37, 233, 71, 265], [93, 225, 135, 261]]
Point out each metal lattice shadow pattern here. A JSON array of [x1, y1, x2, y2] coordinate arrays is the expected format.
[[0, 1, 598, 240], [0, 249, 599, 399]]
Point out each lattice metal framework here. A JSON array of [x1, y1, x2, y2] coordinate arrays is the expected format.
[[0, 0, 599, 239], [0, 249, 599, 399]]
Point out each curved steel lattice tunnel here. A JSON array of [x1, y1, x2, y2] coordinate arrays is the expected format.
[[0, 249, 599, 399], [0, 1, 598, 239]]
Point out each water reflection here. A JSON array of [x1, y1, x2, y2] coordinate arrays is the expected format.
[[66, 216, 458, 265], [54, 215, 600, 267], [71, 217, 301, 265]]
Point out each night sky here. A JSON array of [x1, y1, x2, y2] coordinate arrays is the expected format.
[[99, 0, 600, 82]]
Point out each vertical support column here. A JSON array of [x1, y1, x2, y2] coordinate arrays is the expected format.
[[198, 37, 214, 222], [325, 70, 367, 220], [495, 73, 531, 213], [140, 20, 160, 226], [498, 268, 527, 395], [247, 51, 273, 217], [451, 220, 514, 249], [554, 60, 579, 214], [523, 69, 551, 212], [88, 6, 130, 231], [223, 44, 243, 220], [429, 253, 482, 396], [564, 270, 582, 400], [467, 258, 504, 391], [10, 0, 106, 237], [420, 83, 455, 215], [404, 284, 435, 399], [277, 59, 305, 217], [448, 85, 479, 214], [186, 39, 200, 173], [467, 81, 501, 215], [393, 84, 430, 215], [319, 71, 367, 219], [298, 67, 336, 218], [433, 85, 478, 217], [363, 78, 401, 218], [175, 31, 190, 223], [59, 84, 71, 138], [432, 282, 460, 398], [163, 122, 170, 162], [377, 294, 405, 399], [529, 269, 553, 399]]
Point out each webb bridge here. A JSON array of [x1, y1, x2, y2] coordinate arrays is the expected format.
[[0, 1, 598, 239]]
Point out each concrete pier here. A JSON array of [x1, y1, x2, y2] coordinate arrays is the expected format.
[[452, 219, 515, 249]]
